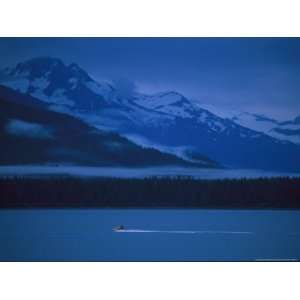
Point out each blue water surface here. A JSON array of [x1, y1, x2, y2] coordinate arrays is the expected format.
[[0, 209, 299, 261]]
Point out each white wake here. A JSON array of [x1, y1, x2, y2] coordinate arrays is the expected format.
[[116, 229, 253, 235]]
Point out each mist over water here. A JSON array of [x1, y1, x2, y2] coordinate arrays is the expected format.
[[0, 165, 299, 179]]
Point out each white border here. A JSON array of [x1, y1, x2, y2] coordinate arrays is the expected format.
[[0, 0, 300, 37], [1, 1, 300, 299], [0, 262, 299, 300]]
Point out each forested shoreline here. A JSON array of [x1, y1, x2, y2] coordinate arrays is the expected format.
[[0, 176, 300, 209]]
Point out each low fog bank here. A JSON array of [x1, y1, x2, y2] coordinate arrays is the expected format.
[[0, 165, 299, 179]]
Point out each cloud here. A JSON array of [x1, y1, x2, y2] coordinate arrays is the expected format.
[[5, 119, 54, 139], [112, 78, 136, 99], [124, 133, 192, 158]]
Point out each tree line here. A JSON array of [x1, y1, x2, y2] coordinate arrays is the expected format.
[[0, 176, 300, 209]]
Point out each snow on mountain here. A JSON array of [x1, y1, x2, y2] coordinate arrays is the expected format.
[[269, 116, 300, 144], [200, 104, 300, 144], [232, 112, 279, 133], [1, 57, 113, 111], [2, 57, 300, 171], [1, 87, 208, 167], [136, 91, 195, 118], [0, 58, 174, 132], [0, 57, 255, 136], [200, 104, 278, 130], [133, 93, 233, 134]]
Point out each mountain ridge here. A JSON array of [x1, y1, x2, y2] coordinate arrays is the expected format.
[[0, 85, 218, 167], [1, 57, 300, 171]]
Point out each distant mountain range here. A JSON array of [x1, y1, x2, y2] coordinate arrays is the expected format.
[[201, 104, 300, 145], [1, 57, 300, 171]]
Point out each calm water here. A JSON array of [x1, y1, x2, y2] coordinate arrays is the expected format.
[[0, 209, 299, 261]]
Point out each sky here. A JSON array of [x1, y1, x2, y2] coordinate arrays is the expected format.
[[0, 37, 300, 120]]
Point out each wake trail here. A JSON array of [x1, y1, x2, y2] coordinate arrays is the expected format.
[[117, 229, 254, 235]]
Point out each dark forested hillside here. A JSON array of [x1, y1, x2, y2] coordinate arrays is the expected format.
[[1, 177, 300, 208]]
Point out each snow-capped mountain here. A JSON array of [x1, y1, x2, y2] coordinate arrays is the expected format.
[[1, 57, 114, 110], [269, 116, 300, 145], [1, 85, 213, 167], [201, 104, 300, 145], [0, 58, 172, 132], [1, 57, 300, 171]]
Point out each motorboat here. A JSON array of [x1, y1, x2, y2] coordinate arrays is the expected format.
[[113, 225, 125, 232]]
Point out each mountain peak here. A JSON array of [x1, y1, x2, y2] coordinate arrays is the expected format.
[[146, 90, 188, 105], [9, 57, 64, 77], [156, 90, 185, 99], [19, 56, 63, 66], [6, 57, 92, 83], [67, 62, 90, 79], [0, 57, 108, 110]]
